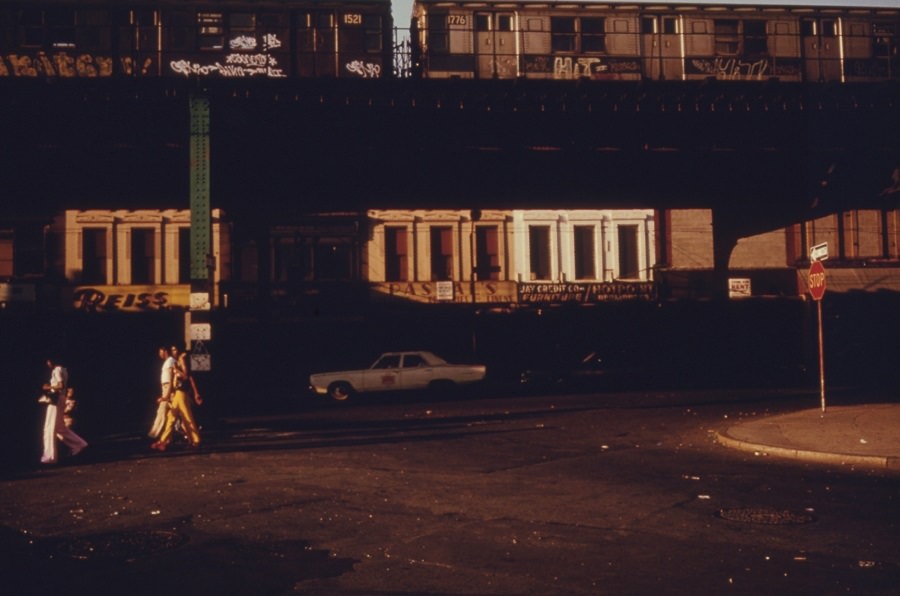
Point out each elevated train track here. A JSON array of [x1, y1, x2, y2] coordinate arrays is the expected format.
[[2, 77, 896, 221]]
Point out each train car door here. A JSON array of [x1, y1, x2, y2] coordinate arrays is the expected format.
[[297, 10, 337, 77], [801, 18, 842, 82], [641, 15, 683, 81], [475, 11, 517, 78]]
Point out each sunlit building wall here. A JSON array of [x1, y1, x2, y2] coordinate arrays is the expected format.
[[49, 209, 229, 312]]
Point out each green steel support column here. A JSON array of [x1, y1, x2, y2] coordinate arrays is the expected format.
[[188, 92, 213, 370], [189, 93, 211, 289]]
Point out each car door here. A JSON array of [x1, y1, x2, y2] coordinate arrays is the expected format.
[[361, 354, 401, 392], [397, 353, 435, 390]]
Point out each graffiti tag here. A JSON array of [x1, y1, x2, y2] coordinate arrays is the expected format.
[[345, 60, 382, 78]]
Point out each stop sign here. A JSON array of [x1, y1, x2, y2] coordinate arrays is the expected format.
[[808, 260, 826, 300]]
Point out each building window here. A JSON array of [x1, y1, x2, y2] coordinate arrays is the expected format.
[[618, 225, 639, 279], [430, 226, 453, 281], [273, 235, 304, 282], [529, 225, 551, 280], [0, 230, 12, 278], [314, 240, 353, 280], [178, 227, 191, 284], [476, 226, 500, 280], [82, 227, 107, 284], [131, 228, 155, 284], [385, 226, 408, 282], [574, 225, 595, 279]]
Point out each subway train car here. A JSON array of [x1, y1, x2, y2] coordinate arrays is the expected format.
[[411, 0, 899, 82], [0, 0, 393, 79]]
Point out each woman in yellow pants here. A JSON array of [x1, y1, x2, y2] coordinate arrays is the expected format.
[[151, 346, 202, 450]]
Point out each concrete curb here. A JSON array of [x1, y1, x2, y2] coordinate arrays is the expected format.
[[714, 431, 900, 472]]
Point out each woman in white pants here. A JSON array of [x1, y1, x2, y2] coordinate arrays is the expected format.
[[41, 358, 88, 465]]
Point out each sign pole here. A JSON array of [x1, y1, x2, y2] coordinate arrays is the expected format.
[[817, 298, 825, 414], [807, 256, 827, 414]]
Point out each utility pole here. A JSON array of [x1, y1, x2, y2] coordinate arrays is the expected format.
[[187, 92, 213, 371]]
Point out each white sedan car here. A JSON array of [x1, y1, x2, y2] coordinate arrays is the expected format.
[[309, 351, 487, 401]]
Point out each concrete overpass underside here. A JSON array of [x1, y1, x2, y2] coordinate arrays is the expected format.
[[2, 78, 898, 253]]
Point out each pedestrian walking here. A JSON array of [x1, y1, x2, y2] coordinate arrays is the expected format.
[[148, 346, 174, 439], [40, 356, 88, 465], [151, 345, 201, 451]]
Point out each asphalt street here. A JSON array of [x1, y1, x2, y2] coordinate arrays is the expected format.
[[1, 387, 898, 596]]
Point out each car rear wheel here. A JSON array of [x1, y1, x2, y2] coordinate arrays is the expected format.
[[328, 381, 353, 401]]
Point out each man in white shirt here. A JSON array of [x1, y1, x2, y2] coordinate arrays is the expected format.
[[41, 357, 88, 464], [149, 346, 176, 440]]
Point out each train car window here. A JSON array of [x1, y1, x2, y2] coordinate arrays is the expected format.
[[47, 8, 76, 49], [165, 11, 195, 52], [822, 19, 837, 38], [19, 7, 44, 47], [316, 13, 334, 31], [133, 9, 159, 51], [231, 13, 256, 31], [497, 14, 513, 32], [198, 12, 224, 50], [364, 15, 383, 52], [744, 20, 767, 57], [663, 17, 679, 35], [427, 11, 449, 53], [0, 7, 12, 51], [641, 17, 656, 35], [229, 13, 256, 51], [874, 24, 896, 57], [714, 19, 739, 55], [76, 8, 111, 51], [475, 14, 490, 33], [582, 17, 606, 53], [800, 19, 816, 37], [551, 17, 576, 52]]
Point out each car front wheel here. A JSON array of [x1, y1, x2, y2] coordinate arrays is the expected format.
[[328, 381, 353, 401]]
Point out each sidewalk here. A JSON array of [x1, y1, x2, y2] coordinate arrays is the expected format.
[[715, 403, 900, 471]]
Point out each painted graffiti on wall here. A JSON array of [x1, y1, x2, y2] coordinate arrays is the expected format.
[[169, 33, 287, 78], [690, 57, 770, 80], [524, 55, 640, 79], [346, 60, 382, 78], [554, 56, 604, 79], [373, 281, 516, 304], [0, 52, 114, 77], [170, 53, 287, 78]]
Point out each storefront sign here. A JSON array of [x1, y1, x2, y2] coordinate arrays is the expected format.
[[71, 285, 192, 312], [728, 278, 752, 299], [518, 282, 656, 304], [373, 281, 517, 304]]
